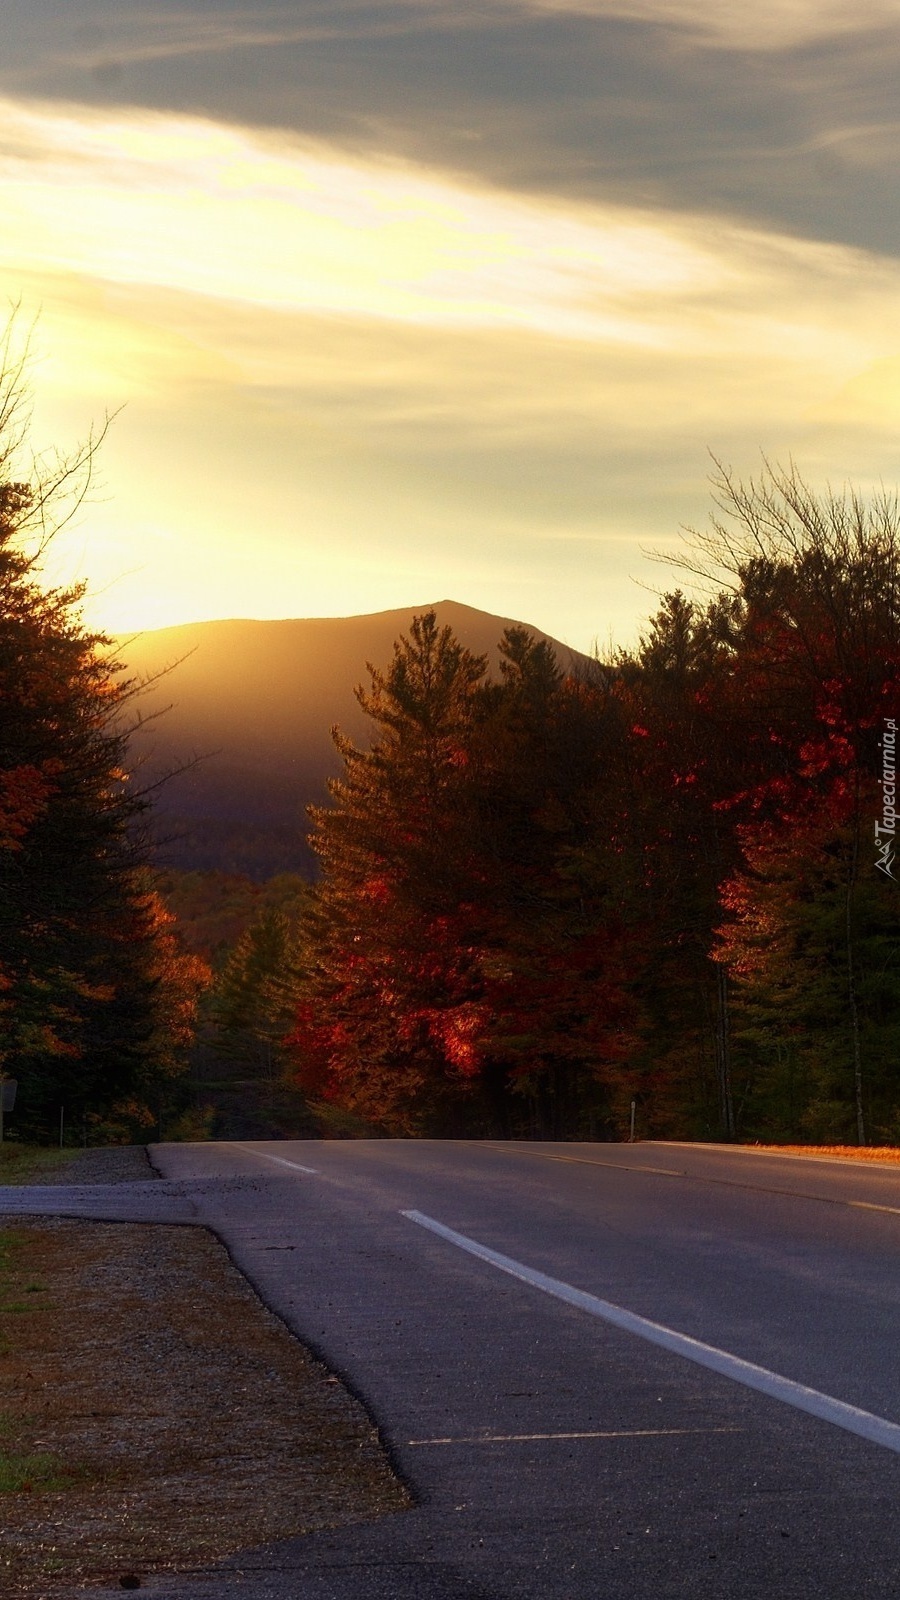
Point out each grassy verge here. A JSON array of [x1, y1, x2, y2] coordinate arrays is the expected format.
[[0, 1144, 82, 1185]]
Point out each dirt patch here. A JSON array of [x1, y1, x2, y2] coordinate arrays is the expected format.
[[0, 1205, 410, 1595]]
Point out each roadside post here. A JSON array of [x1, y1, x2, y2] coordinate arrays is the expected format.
[[0, 1078, 17, 1143], [629, 1098, 636, 1142]]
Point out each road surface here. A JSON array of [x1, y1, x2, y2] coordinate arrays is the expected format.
[[7, 1138, 900, 1598]]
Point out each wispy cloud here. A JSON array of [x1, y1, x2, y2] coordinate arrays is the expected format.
[[2, 93, 897, 359], [5, 90, 900, 645], [506, 0, 900, 49], [61, 11, 364, 69], [0, 95, 728, 341], [45, 0, 900, 67]]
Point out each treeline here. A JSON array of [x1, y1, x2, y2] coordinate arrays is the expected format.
[[253, 463, 897, 1144], [158, 869, 317, 1140], [5, 339, 898, 1149], [0, 351, 208, 1144]]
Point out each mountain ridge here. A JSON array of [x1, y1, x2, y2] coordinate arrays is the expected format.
[[119, 600, 591, 878]]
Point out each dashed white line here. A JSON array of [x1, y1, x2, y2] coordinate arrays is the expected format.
[[403, 1208, 900, 1456], [408, 1427, 740, 1445], [233, 1147, 318, 1175]]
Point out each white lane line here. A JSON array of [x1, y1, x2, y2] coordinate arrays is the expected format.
[[850, 1201, 900, 1217], [403, 1209, 900, 1456], [408, 1427, 740, 1445], [234, 1148, 318, 1175]]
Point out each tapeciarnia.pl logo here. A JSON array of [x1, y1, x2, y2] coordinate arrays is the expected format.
[[875, 717, 897, 880]]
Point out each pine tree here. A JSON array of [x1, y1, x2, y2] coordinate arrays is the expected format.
[[292, 612, 489, 1131], [291, 614, 638, 1136], [0, 330, 203, 1139]]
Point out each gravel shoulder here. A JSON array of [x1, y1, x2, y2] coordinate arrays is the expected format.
[[0, 1147, 410, 1596]]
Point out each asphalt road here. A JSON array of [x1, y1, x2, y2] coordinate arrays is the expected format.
[[9, 1139, 900, 1598]]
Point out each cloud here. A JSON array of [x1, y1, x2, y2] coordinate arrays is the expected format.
[[6, 3, 900, 273], [0, 95, 728, 342], [50, 1, 900, 58], [501, 0, 900, 49], [7, 92, 900, 466], [2, 93, 898, 358], [4, 90, 900, 648]]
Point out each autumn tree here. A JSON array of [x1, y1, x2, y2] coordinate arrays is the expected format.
[[290, 614, 638, 1135], [672, 462, 900, 1142], [290, 612, 490, 1131], [458, 628, 638, 1135], [0, 324, 204, 1140], [611, 590, 749, 1138], [280, 465, 900, 1148]]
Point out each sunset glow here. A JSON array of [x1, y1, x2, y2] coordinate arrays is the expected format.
[[2, 3, 900, 648]]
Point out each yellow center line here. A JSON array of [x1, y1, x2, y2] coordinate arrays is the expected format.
[[481, 1144, 686, 1179], [546, 1156, 685, 1178], [480, 1143, 900, 1215]]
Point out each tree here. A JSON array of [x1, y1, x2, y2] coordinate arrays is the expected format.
[[290, 614, 639, 1136], [291, 612, 490, 1132], [210, 881, 312, 1079], [0, 321, 202, 1139], [671, 462, 900, 1142], [280, 465, 900, 1148], [611, 591, 744, 1137]]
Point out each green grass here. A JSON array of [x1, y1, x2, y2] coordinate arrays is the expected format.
[[0, 1228, 30, 1352], [0, 1144, 80, 1185], [0, 1240, 89, 1497], [0, 1447, 73, 1493], [0, 1230, 47, 1341], [0, 1237, 75, 1492], [0, 1228, 26, 1273]]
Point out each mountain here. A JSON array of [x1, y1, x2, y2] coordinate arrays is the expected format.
[[117, 600, 590, 879]]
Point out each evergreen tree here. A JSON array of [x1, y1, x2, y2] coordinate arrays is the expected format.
[[293, 612, 490, 1132], [211, 884, 311, 1079], [291, 614, 638, 1136], [0, 334, 203, 1139]]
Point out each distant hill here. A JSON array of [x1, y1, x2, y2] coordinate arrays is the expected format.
[[117, 600, 590, 879]]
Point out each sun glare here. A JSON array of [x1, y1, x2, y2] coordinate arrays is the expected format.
[[1, 91, 899, 645]]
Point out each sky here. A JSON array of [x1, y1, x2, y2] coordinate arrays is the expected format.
[[2, 2, 900, 652]]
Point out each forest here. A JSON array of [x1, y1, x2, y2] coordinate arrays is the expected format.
[[182, 462, 900, 1147], [0, 329, 897, 1146]]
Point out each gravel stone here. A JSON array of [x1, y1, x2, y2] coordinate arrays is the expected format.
[[0, 1151, 409, 1596], [33, 1147, 159, 1187]]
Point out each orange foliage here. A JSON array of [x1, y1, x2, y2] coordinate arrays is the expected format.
[[0, 764, 52, 851], [744, 1144, 900, 1162]]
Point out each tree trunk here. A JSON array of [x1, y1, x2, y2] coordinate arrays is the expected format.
[[715, 963, 735, 1139], [846, 790, 866, 1146]]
